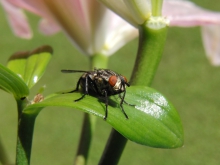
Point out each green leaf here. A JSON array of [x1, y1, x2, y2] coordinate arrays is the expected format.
[[23, 86, 183, 148], [7, 45, 53, 89], [0, 63, 29, 99]]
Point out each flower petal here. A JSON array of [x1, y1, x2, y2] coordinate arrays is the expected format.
[[0, 0, 32, 38], [8, 0, 51, 17], [42, 0, 137, 56], [38, 18, 61, 35], [99, 0, 137, 26], [41, 0, 95, 55], [163, 0, 220, 27], [8, 0, 62, 36], [201, 25, 220, 66], [4, 0, 139, 56], [163, 0, 220, 66], [124, 0, 151, 24], [96, 9, 138, 56]]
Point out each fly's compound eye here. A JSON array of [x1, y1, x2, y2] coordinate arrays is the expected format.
[[109, 75, 117, 87], [122, 76, 130, 87]]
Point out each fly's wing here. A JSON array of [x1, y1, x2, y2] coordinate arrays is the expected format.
[[99, 69, 117, 81], [61, 70, 88, 73]]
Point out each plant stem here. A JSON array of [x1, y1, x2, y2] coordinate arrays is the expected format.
[[90, 54, 109, 69], [98, 129, 127, 165], [16, 114, 36, 165], [151, 0, 163, 16], [74, 54, 108, 165], [99, 17, 168, 165], [130, 18, 168, 86], [74, 114, 96, 165], [15, 98, 39, 165]]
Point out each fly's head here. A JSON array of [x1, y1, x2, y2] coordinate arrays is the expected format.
[[108, 74, 130, 93]]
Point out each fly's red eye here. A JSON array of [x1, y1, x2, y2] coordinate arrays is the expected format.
[[109, 75, 117, 87]]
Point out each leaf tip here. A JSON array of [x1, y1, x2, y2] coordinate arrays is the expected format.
[[31, 45, 53, 55], [8, 51, 30, 61]]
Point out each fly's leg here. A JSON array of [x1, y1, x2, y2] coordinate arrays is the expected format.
[[119, 93, 135, 106], [74, 75, 89, 102], [62, 77, 81, 94], [119, 89, 129, 119], [103, 90, 108, 120]]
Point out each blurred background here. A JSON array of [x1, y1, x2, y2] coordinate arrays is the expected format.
[[0, 0, 220, 164]]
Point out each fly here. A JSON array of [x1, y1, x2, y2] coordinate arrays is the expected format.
[[61, 68, 131, 120]]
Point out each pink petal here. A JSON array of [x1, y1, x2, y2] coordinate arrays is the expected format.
[[163, 0, 220, 27], [38, 18, 61, 35], [0, 0, 32, 38], [41, 0, 93, 55], [8, 0, 62, 36], [8, 0, 50, 17], [201, 25, 220, 66], [3, 0, 137, 56]]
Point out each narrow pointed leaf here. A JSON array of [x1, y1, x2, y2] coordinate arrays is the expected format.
[[7, 45, 53, 89], [0, 63, 29, 99], [23, 86, 183, 148]]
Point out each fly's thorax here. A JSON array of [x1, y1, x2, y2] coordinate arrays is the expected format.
[[82, 72, 88, 79], [87, 71, 96, 80]]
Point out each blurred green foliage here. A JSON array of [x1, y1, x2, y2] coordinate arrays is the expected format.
[[0, 1, 220, 164]]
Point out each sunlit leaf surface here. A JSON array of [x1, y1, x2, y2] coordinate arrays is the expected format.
[[7, 45, 53, 89]]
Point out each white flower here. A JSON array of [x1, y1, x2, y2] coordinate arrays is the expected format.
[[99, 0, 220, 65], [1, 0, 138, 56], [98, 0, 152, 27]]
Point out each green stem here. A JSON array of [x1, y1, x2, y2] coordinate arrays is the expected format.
[[90, 54, 109, 69], [151, 0, 163, 16], [74, 114, 96, 165], [16, 114, 36, 165], [98, 130, 127, 165], [99, 17, 168, 165], [74, 54, 108, 165], [15, 98, 38, 165], [130, 18, 168, 86]]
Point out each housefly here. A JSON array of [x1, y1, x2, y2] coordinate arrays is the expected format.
[[61, 68, 131, 120]]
